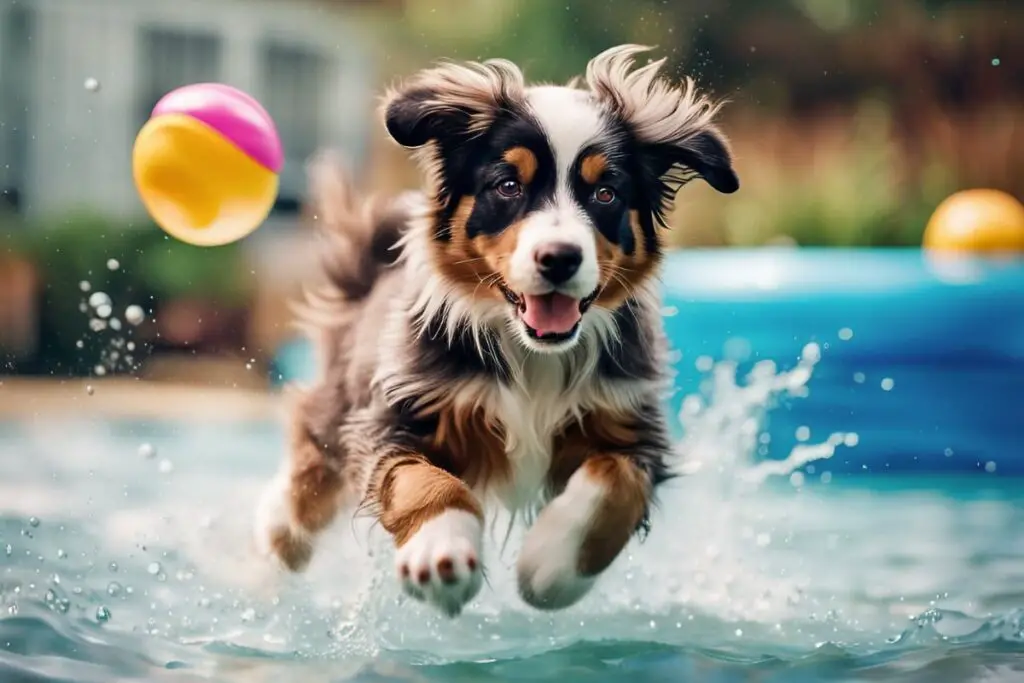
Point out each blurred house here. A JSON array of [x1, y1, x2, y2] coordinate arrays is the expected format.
[[0, 0, 379, 221]]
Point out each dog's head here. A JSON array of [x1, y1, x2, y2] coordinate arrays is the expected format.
[[384, 45, 738, 353]]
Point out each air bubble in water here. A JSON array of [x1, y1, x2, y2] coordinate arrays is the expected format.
[[106, 581, 123, 596], [838, 327, 853, 341], [109, 318, 122, 331], [96, 606, 112, 622], [147, 562, 162, 575], [75, 340, 84, 349], [985, 461, 997, 473], [96, 304, 112, 319], [84, 77, 101, 92], [79, 281, 91, 292], [28, 516, 40, 528], [106, 258, 120, 271], [853, 372, 866, 384], [880, 377, 895, 391], [795, 426, 810, 442], [125, 305, 145, 326], [138, 443, 156, 459]]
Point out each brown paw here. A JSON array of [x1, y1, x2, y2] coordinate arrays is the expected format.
[[268, 526, 313, 572]]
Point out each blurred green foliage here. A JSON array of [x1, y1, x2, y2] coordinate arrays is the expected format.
[[3, 213, 251, 375]]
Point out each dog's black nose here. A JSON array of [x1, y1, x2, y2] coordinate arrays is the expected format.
[[534, 242, 583, 285]]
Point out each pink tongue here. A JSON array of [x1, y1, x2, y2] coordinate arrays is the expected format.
[[521, 293, 581, 335]]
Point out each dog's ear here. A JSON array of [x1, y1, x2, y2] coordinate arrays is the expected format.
[[384, 88, 469, 149], [382, 59, 527, 150], [586, 45, 739, 204], [641, 125, 738, 195]]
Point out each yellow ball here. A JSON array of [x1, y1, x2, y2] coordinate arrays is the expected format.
[[923, 189, 1024, 254], [132, 84, 283, 247]]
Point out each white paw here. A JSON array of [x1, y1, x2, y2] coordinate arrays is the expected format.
[[395, 509, 484, 617], [516, 476, 604, 610]]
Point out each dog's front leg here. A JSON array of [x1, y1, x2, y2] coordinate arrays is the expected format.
[[516, 454, 652, 610], [368, 454, 485, 617]]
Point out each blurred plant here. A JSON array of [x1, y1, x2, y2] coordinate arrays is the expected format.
[[5, 213, 252, 376]]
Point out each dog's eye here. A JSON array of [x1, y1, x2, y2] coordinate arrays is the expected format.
[[593, 186, 616, 205], [496, 180, 523, 199]]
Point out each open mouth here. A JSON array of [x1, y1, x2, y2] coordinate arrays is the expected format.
[[498, 283, 600, 344]]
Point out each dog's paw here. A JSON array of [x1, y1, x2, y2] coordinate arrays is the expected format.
[[254, 473, 312, 572], [395, 509, 483, 617], [516, 491, 599, 610]]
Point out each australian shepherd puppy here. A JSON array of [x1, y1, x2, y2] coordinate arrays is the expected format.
[[255, 44, 738, 617]]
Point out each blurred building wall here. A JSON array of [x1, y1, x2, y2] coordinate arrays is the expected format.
[[0, 0, 375, 221]]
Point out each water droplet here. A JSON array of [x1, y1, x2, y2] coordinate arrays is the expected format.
[[138, 443, 156, 459], [241, 607, 256, 622], [147, 562, 162, 575], [820, 471, 833, 484], [96, 606, 112, 622], [985, 461, 997, 473], [795, 425, 810, 442], [84, 77, 101, 92], [108, 561, 119, 572], [838, 327, 853, 341], [106, 581, 123, 596], [944, 447, 954, 458], [4, 543, 11, 556], [127, 341, 136, 351], [158, 459, 174, 474], [853, 372, 866, 384], [86, 385, 95, 396], [695, 355, 714, 372], [801, 343, 821, 364], [109, 318, 122, 331], [125, 305, 145, 326], [880, 377, 895, 391], [735, 628, 743, 637], [844, 433, 859, 447], [106, 258, 120, 271], [28, 516, 40, 528], [94, 365, 107, 376], [992, 58, 1001, 66], [56, 548, 67, 559], [96, 304, 112, 319], [88, 292, 111, 309], [789, 471, 805, 488], [88, 319, 107, 332], [756, 532, 772, 547], [79, 280, 92, 292], [75, 340, 84, 349]]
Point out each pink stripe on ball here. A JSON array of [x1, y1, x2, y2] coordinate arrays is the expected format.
[[152, 83, 284, 174]]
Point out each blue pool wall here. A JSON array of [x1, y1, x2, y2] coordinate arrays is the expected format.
[[270, 248, 1024, 476]]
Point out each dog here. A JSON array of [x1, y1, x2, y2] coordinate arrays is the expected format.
[[254, 44, 738, 617]]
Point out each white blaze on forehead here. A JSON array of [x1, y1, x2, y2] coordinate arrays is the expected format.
[[525, 85, 606, 190]]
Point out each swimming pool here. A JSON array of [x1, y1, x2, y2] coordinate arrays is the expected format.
[[3, 352, 1024, 682]]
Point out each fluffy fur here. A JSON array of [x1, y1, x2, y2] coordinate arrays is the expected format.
[[255, 44, 738, 616]]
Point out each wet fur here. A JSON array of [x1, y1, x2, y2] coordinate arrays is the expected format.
[[256, 45, 738, 614]]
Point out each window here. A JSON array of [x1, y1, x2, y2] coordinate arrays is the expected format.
[[259, 41, 327, 213], [0, 3, 35, 213], [136, 26, 223, 127]]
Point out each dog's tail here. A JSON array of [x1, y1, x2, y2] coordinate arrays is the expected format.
[[291, 150, 409, 354]]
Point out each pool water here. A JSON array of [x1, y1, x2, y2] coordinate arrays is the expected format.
[[2, 354, 1024, 682]]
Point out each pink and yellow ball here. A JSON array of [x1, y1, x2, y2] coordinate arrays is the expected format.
[[132, 83, 283, 246]]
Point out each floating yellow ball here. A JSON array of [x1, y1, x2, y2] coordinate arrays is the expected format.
[[923, 189, 1024, 254], [132, 83, 283, 246]]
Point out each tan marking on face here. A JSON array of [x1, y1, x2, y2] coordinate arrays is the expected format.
[[503, 146, 538, 184], [432, 195, 526, 302], [575, 455, 650, 576], [579, 153, 608, 185], [372, 455, 484, 547], [593, 209, 661, 309]]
